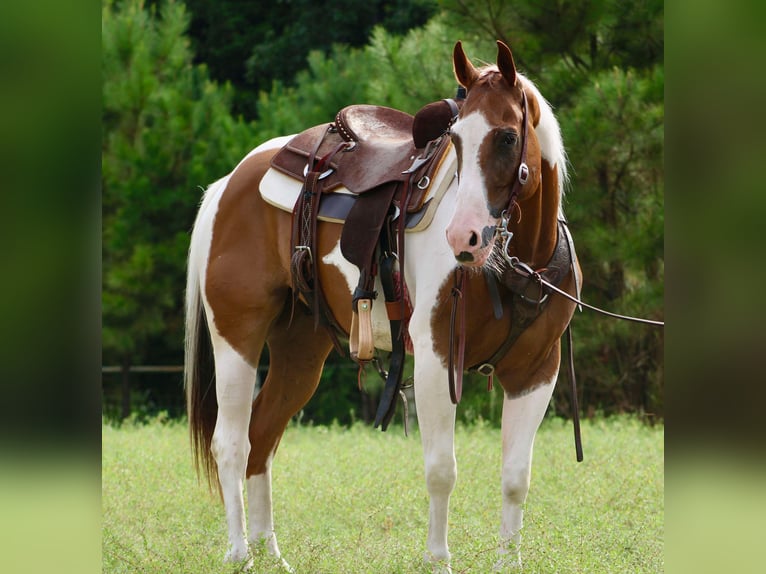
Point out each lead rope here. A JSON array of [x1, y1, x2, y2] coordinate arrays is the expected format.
[[564, 324, 583, 462]]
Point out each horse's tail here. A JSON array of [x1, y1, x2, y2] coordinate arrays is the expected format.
[[184, 179, 224, 492]]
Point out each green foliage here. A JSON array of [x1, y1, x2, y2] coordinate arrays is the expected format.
[[102, 0, 254, 364], [182, 0, 438, 118], [438, 0, 663, 88], [561, 65, 664, 416], [251, 15, 462, 141], [253, 45, 373, 140], [102, 417, 663, 572], [365, 17, 459, 113]]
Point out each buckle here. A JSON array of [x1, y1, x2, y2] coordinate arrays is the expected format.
[[518, 162, 529, 185], [303, 163, 334, 180], [477, 363, 495, 376]]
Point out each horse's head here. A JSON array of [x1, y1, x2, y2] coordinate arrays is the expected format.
[[445, 41, 542, 268]]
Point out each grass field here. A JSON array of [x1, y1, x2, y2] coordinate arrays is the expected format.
[[102, 415, 663, 573]]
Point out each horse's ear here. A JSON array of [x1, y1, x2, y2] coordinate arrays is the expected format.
[[496, 40, 517, 87], [453, 41, 478, 90]]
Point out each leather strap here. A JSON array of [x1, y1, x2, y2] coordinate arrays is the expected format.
[[373, 248, 407, 430], [443, 98, 460, 120], [447, 268, 467, 404], [564, 324, 583, 461], [447, 220, 574, 405], [499, 90, 530, 218], [289, 129, 348, 353], [485, 268, 504, 320]]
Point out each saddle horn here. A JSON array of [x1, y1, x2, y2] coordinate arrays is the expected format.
[[413, 99, 459, 149]]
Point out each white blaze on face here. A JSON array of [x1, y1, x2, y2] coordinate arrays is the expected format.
[[445, 111, 497, 267]]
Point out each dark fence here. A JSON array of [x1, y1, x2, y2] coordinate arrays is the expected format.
[[103, 365, 187, 420], [101, 363, 374, 424]]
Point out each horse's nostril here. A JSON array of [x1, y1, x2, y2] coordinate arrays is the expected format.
[[469, 231, 478, 247]]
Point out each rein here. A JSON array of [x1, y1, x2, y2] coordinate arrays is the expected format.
[[503, 256, 664, 326]]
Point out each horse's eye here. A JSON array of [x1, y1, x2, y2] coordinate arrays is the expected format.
[[503, 132, 518, 146]]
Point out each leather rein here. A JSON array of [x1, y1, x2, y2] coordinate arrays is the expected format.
[[446, 89, 664, 462]]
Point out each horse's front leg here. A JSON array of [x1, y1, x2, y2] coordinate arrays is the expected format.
[[413, 344, 457, 574], [495, 373, 557, 571]]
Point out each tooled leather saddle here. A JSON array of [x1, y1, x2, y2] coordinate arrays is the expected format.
[[271, 99, 460, 430]]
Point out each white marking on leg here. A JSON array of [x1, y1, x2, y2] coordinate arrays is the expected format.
[[209, 339, 258, 564], [410, 302, 456, 572], [247, 454, 294, 572], [495, 374, 557, 570], [400, 174, 460, 572]]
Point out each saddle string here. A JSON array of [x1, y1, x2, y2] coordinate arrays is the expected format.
[[290, 130, 353, 355]]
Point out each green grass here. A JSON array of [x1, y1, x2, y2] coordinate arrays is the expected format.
[[102, 416, 663, 573]]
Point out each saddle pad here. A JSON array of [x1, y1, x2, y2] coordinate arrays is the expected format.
[[260, 144, 456, 233]]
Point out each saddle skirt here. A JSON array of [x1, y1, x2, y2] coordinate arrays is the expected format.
[[259, 105, 456, 233]]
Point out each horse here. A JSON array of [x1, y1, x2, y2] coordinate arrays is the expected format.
[[184, 40, 580, 572]]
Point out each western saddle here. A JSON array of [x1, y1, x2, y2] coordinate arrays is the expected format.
[[270, 98, 460, 430]]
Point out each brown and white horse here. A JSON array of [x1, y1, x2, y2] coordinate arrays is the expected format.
[[185, 41, 579, 572]]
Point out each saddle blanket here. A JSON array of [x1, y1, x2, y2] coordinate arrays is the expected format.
[[259, 145, 456, 233]]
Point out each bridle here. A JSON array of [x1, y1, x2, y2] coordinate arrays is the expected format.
[[448, 87, 530, 235], [446, 85, 663, 462]]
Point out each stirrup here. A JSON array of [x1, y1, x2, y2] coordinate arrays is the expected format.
[[349, 298, 374, 361]]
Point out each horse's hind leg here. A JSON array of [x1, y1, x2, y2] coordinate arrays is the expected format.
[[495, 369, 558, 571], [245, 307, 333, 567], [208, 333, 263, 564]]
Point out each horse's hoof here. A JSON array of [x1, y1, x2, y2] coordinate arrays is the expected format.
[[268, 555, 294, 573], [424, 552, 452, 574], [224, 540, 250, 563], [493, 554, 522, 571]]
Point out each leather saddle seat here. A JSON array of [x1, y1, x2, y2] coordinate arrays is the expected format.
[[334, 105, 423, 198], [271, 104, 448, 214]]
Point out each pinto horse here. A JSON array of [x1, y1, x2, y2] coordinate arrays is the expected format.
[[185, 41, 580, 572]]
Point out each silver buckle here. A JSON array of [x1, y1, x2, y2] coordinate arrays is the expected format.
[[518, 162, 529, 185], [303, 164, 334, 180], [477, 363, 495, 377]]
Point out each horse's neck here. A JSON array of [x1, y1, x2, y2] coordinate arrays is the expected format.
[[509, 185, 560, 269]]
